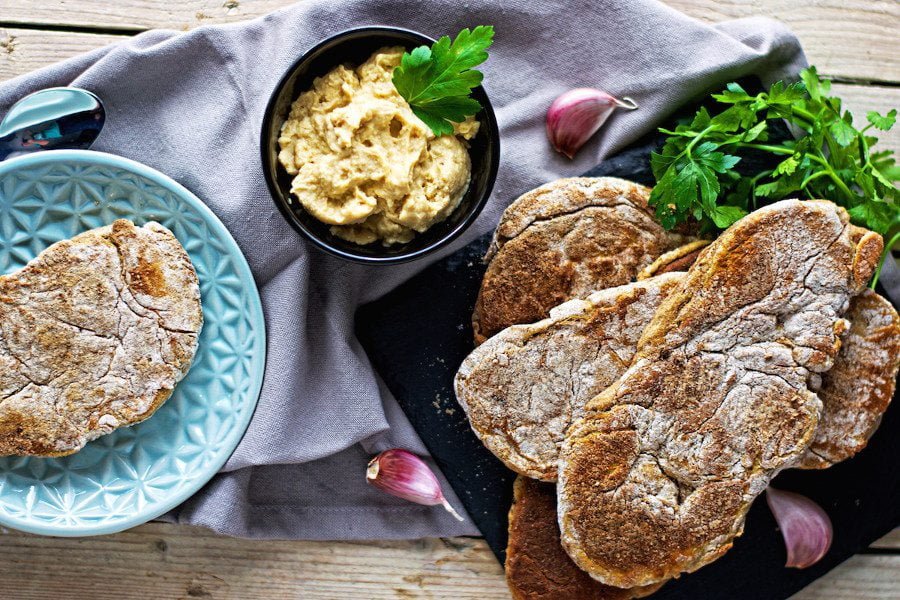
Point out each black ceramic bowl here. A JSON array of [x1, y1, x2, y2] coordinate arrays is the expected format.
[[261, 26, 500, 264]]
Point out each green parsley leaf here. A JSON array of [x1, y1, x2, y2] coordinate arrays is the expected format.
[[800, 66, 821, 102], [690, 106, 713, 129], [767, 80, 807, 105], [648, 65, 898, 254], [866, 109, 897, 131], [741, 120, 768, 143], [649, 150, 675, 180], [849, 201, 899, 235], [392, 26, 494, 136], [710, 204, 747, 228], [774, 155, 799, 176], [829, 113, 856, 147], [754, 181, 780, 198], [871, 164, 896, 190], [407, 95, 482, 137], [694, 142, 741, 174], [711, 82, 752, 104]]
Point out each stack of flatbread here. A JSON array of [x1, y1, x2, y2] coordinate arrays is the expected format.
[[454, 178, 900, 599]]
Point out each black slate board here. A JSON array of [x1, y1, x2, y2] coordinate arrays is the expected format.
[[354, 90, 899, 598]]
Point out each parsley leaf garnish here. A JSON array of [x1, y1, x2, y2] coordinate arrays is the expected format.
[[649, 66, 899, 286], [867, 109, 897, 131], [392, 26, 494, 136]]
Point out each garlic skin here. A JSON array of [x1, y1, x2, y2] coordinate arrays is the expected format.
[[546, 88, 638, 159], [366, 449, 464, 521], [766, 487, 833, 569]]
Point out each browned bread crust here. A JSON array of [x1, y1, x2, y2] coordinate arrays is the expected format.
[[558, 200, 882, 588], [472, 177, 686, 344], [637, 240, 711, 280], [798, 289, 900, 468], [507, 476, 663, 600], [0, 220, 202, 456], [640, 241, 898, 471], [456, 274, 685, 481]]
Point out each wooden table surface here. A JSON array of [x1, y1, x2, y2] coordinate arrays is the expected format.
[[0, 1, 897, 598]]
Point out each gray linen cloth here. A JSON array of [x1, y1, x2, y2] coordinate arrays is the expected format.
[[0, 0, 816, 539]]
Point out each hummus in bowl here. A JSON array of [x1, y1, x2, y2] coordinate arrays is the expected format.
[[277, 47, 479, 246], [261, 27, 499, 264]]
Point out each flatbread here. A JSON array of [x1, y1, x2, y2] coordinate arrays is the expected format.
[[558, 200, 881, 587], [506, 476, 663, 600], [472, 177, 687, 344], [798, 289, 900, 468], [0, 220, 203, 456], [456, 274, 685, 481]]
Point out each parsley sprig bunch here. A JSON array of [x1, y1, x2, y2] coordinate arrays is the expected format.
[[649, 67, 899, 277], [392, 26, 494, 136]]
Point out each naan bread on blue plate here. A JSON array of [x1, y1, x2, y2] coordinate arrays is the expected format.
[[0, 219, 202, 457]]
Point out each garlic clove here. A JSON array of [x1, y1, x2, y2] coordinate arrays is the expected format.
[[766, 487, 833, 569], [546, 88, 638, 159], [366, 449, 464, 521]]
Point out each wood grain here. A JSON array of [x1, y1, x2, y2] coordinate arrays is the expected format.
[[791, 555, 900, 600], [0, 523, 508, 599], [666, 0, 900, 83], [0, 523, 896, 599], [0, 28, 126, 82], [870, 527, 900, 549], [1, 28, 896, 153], [0, 0, 293, 32], [0, 0, 897, 82]]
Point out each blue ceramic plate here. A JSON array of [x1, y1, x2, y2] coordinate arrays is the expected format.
[[0, 150, 266, 536]]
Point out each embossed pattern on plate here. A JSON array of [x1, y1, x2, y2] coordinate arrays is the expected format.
[[0, 150, 266, 536]]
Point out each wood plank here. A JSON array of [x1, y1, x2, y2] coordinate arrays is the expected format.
[[0, 0, 295, 32], [0, 0, 897, 82], [870, 527, 900, 549], [791, 555, 900, 600], [0, 30, 897, 150], [666, 0, 900, 83], [1, 28, 896, 154], [0, 522, 896, 598], [0, 28, 126, 82], [0, 523, 508, 599]]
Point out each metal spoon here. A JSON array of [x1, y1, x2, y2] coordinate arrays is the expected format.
[[0, 87, 105, 161]]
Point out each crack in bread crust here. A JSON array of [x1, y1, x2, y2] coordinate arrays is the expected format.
[[0, 220, 202, 457], [472, 177, 688, 344], [558, 200, 883, 588], [456, 274, 686, 481]]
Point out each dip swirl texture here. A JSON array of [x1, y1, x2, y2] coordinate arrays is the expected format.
[[277, 47, 478, 246]]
